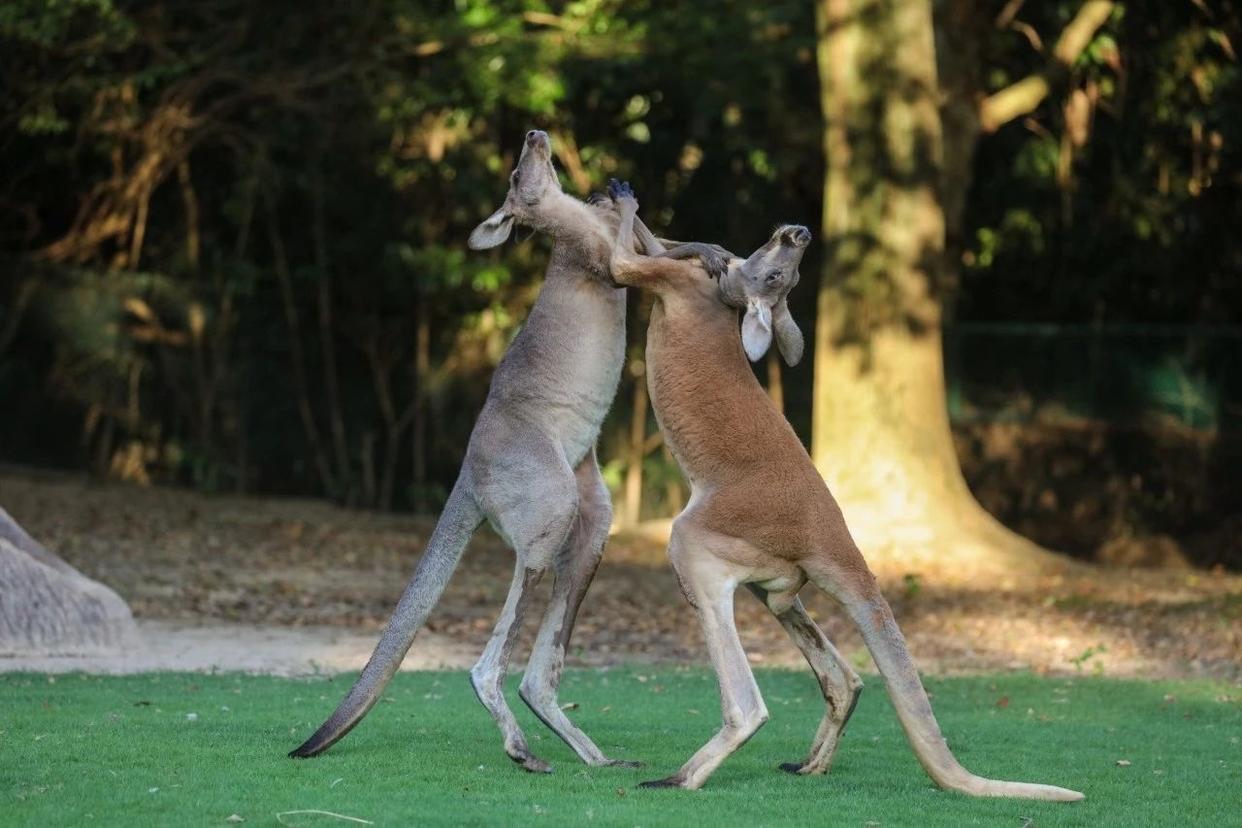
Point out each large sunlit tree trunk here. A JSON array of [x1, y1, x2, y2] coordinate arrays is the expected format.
[[811, 0, 1069, 573]]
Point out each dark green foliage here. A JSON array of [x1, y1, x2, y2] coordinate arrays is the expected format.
[[1, 1, 1239, 520], [961, 1, 1242, 325]]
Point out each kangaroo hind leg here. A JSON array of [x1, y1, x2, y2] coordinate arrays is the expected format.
[[641, 526, 768, 790], [804, 550, 1085, 802], [519, 450, 641, 768], [748, 584, 863, 776], [470, 455, 578, 774]]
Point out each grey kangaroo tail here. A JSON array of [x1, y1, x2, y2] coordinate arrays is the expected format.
[[289, 478, 483, 758], [808, 570, 1084, 801]]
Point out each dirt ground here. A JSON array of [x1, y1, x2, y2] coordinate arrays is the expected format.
[[2, 469, 1239, 682]]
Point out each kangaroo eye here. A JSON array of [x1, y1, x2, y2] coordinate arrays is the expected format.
[[512, 171, 522, 185], [765, 270, 782, 285]]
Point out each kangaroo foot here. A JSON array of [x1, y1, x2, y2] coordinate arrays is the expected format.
[[509, 750, 553, 774]]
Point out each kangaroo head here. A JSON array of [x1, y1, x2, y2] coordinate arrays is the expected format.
[[717, 224, 810, 366], [469, 130, 564, 249]]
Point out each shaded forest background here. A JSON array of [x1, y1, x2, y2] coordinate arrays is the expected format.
[[2, 0, 1239, 569]]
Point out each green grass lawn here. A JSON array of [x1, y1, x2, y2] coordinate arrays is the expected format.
[[1, 669, 1238, 826]]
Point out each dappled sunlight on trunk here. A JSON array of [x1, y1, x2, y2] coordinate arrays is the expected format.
[[812, 0, 1075, 573]]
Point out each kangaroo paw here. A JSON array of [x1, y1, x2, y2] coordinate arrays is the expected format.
[[607, 178, 636, 203], [779, 759, 830, 775], [509, 751, 553, 774]]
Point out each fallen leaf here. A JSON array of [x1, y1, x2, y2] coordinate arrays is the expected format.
[[1116, 759, 1132, 767]]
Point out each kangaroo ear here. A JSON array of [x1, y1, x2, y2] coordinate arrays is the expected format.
[[741, 299, 774, 362], [772, 297, 804, 366], [468, 207, 515, 250]]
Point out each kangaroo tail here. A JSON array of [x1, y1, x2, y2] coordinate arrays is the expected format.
[[811, 573, 1084, 802], [289, 477, 483, 758]]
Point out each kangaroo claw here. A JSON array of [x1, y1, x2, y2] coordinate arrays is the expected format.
[[510, 751, 553, 774], [607, 178, 636, 202]]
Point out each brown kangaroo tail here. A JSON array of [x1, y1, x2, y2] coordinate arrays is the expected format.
[[812, 574, 1084, 802], [289, 478, 483, 758]]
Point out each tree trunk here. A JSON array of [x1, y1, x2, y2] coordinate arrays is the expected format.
[[623, 360, 649, 528], [264, 190, 336, 497], [0, 508, 138, 655], [812, 0, 1065, 574], [662, 444, 684, 515], [934, 0, 986, 281], [765, 349, 785, 413], [411, 300, 431, 512], [312, 164, 354, 504]]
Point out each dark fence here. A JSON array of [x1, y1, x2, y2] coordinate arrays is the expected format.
[[945, 323, 1242, 432]]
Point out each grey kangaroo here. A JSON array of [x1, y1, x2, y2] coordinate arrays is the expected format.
[[291, 131, 682, 771], [604, 179, 1082, 800]]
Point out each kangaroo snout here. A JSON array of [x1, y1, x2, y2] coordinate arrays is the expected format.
[[781, 225, 812, 247], [526, 129, 549, 148]]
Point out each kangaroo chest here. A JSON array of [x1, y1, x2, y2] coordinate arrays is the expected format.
[[488, 267, 626, 468], [643, 301, 742, 487], [546, 286, 626, 464]]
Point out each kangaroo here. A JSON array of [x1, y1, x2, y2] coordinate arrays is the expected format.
[[605, 180, 1083, 801], [291, 132, 672, 772]]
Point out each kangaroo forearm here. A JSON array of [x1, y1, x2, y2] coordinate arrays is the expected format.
[[656, 242, 732, 280], [610, 213, 668, 287], [658, 243, 715, 261], [632, 217, 667, 256]]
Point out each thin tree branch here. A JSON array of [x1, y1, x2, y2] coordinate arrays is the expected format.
[[978, 0, 1114, 132], [312, 157, 352, 498], [550, 130, 592, 195], [994, 0, 1027, 29]]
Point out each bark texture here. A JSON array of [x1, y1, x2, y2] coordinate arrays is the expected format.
[[812, 0, 1068, 572], [0, 507, 139, 655], [813, 0, 959, 510]]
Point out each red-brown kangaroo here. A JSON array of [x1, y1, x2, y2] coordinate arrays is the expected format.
[[605, 179, 1083, 801]]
